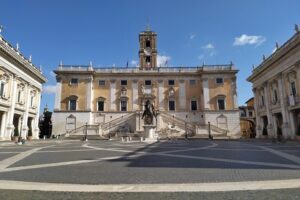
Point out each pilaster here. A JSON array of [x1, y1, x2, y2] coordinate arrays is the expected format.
[[110, 80, 116, 111], [202, 78, 210, 110], [54, 76, 62, 111], [158, 80, 164, 111], [179, 80, 186, 110]]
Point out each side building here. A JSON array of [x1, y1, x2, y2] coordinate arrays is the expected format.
[[239, 98, 256, 138], [248, 25, 300, 139], [0, 34, 46, 140], [53, 28, 240, 138]]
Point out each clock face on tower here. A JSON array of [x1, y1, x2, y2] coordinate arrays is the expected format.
[[144, 48, 151, 56]]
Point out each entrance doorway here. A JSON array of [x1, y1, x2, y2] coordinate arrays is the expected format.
[[274, 113, 283, 138], [262, 116, 268, 136]]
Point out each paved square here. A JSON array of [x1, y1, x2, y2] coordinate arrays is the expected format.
[[0, 139, 300, 199]]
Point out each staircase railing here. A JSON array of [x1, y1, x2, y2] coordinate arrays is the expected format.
[[100, 113, 135, 131], [159, 112, 196, 133], [160, 111, 227, 135], [61, 124, 99, 137]]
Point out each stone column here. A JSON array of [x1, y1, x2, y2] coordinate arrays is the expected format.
[[158, 80, 164, 111], [132, 80, 138, 111], [253, 88, 261, 138], [110, 80, 116, 111], [21, 84, 31, 139], [179, 80, 186, 110], [32, 91, 41, 139], [231, 77, 238, 110], [277, 74, 290, 138], [0, 112, 7, 140], [263, 82, 274, 138], [6, 75, 18, 137], [86, 76, 93, 112], [202, 78, 210, 110], [54, 76, 62, 111]]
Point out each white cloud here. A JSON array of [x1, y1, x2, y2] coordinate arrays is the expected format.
[[42, 85, 56, 94], [130, 60, 138, 67], [190, 33, 196, 40], [157, 54, 171, 67], [202, 43, 215, 49], [233, 34, 266, 46]]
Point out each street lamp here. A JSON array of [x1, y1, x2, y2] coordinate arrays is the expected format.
[[109, 116, 112, 140], [185, 115, 188, 140]]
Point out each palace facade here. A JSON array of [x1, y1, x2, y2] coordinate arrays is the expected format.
[[0, 34, 46, 140], [248, 25, 300, 139], [53, 28, 240, 138]]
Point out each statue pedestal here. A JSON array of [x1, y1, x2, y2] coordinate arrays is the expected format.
[[143, 125, 157, 143]]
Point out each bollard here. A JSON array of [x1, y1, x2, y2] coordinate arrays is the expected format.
[[121, 137, 124, 142], [140, 137, 143, 142], [43, 135, 46, 140]]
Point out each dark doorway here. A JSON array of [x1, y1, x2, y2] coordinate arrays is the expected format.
[[262, 116, 268, 136], [275, 113, 283, 137]]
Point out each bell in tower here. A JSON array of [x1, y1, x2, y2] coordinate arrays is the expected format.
[[139, 25, 157, 70]]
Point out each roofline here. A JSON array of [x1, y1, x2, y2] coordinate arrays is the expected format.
[[247, 30, 300, 82]]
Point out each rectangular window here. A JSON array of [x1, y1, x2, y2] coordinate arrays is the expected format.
[[274, 90, 278, 102], [218, 99, 225, 110], [30, 96, 34, 107], [168, 80, 175, 86], [99, 80, 105, 86], [17, 91, 21, 103], [169, 100, 175, 111], [191, 100, 197, 111], [189, 80, 196, 86], [261, 96, 265, 106], [145, 80, 151, 85], [69, 100, 76, 111], [121, 80, 127, 86], [0, 82, 4, 96], [121, 100, 127, 111], [249, 111, 253, 117], [98, 101, 104, 111], [216, 78, 224, 84], [291, 81, 297, 96], [70, 78, 78, 85]]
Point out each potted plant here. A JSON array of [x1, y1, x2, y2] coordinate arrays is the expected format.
[[27, 128, 33, 140], [13, 127, 19, 142]]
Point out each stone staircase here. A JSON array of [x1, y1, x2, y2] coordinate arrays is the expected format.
[[99, 113, 135, 136], [159, 112, 228, 139]]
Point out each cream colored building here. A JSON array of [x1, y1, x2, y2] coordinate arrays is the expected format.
[[248, 25, 300, 139], [53, 28, 240, 138], [0, 34, 46, 140]]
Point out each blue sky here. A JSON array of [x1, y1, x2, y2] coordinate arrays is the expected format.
[[1, 0, 300, 112]]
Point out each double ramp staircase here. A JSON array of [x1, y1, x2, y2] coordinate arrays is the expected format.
[[60, 112, 228, 140]]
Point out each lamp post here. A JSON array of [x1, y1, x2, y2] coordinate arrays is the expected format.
[[185, 115, 188, 140], [83, 122, 88, 141], [208, 121, 213, 140], [109, 116, 112, 140]]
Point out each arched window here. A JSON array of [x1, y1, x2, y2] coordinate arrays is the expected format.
[[68, 95, 78, 111], [145, 40, 151, 48]]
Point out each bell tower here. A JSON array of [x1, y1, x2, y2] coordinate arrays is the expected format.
[[139, 25, 157, 70]]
